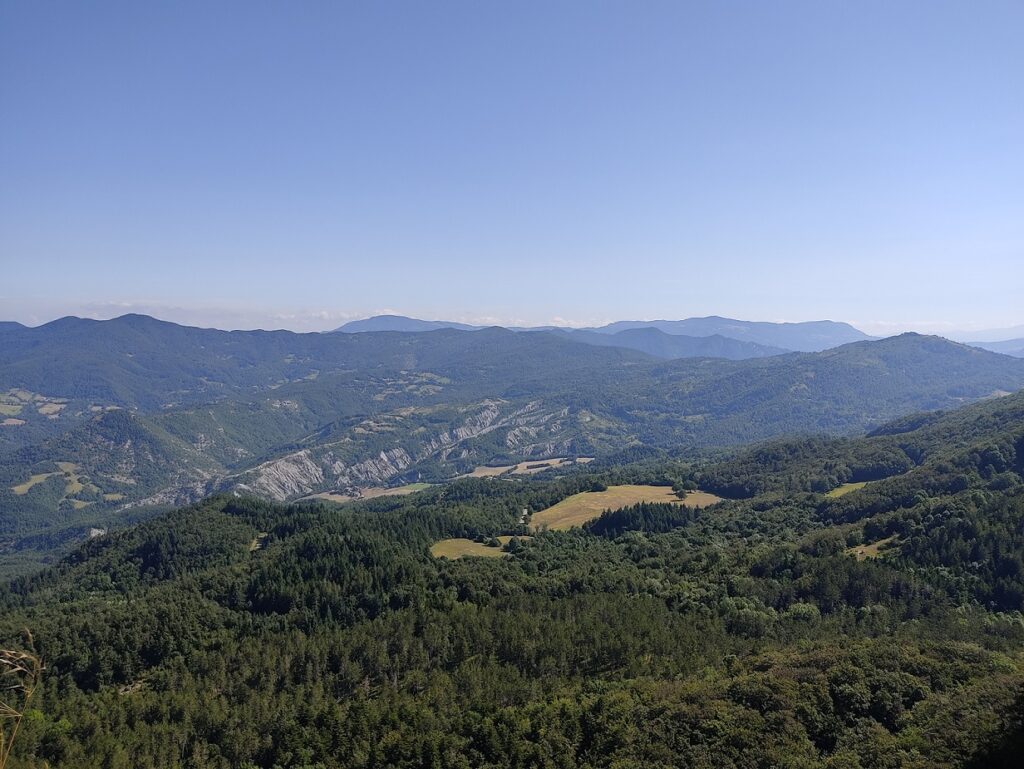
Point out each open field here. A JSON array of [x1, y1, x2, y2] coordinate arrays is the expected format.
[[0, 403, 23, 416], [1, 418, 26, 426], [467, 464, 515, 477], [303, 483, 432, 505], [846, 535, 900, 561], [531, 485, 723, 532], [826, 481, 869, 498], [465, 457, 594, 478], [512, 457, 593, 474], [430, 535, 530, 559], [11, 462, 99, 504], [12, 472, 59, 495], [359, 482, 432, 499], [305, 491, 357, 504]]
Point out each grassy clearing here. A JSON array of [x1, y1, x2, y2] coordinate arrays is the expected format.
[[531, 485, 723, 532], [847, 535, 900, 561], [826, 481, 869, 498], [11, 462, 98, 503], [0, 403, 23, 416], [430, 535, 530, 560], [679, 490, 726, 507], [465, 457, 595, 478], [305, 491, 357, 504], [103, 493, 125, 502], [359, 483, 432, 499], [511, 457, 593, 475], [12, 473, 59, 495], [1, 418, 26, 426], [467, 464, 515, 477]]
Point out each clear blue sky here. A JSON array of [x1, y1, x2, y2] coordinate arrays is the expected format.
[[1, 1, 1022, 334]]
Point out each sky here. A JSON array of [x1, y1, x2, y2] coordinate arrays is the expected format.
[[1, 1, 1022, 337]]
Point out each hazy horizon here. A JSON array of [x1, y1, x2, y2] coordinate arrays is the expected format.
[[2, 299, 1023, 343], [3, 2, 1022, 337]]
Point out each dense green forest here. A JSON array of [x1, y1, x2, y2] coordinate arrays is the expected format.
[[3, 317, 1024, 577], [2, 391, 1023, 767]]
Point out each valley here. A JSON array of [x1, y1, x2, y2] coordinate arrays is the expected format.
[[3, 316, 1024, 575], [6, 5, 1022, 764], [3, 385, 1024, 767]]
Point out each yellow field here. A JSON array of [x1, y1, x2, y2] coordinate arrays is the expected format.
[[465, 457, 595, 478], [12, 472, 59, 495], [467, 464, 515, 477], [1, 418, 26, 426], [430, 535, 529, 559], [103, 493, 125, 501], [846, 535, 899, 561], [11, 462, 98, 503], [512, 457, 593, 475], [359, 483, 432, 499], [37, 403, 66, 416], [0, 403, 23, 416], [826, 481, 869, 498], [304, 483, 432, 505], [530, 485, 723, 532]]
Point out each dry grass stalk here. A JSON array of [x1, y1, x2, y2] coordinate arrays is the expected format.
[[0, 631, 43, 769]]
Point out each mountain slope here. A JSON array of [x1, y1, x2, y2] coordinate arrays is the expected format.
[[970, 338, 1024, 357], [550, 327, 788, 359], [594, 315, 872, 351], [334, 314, 480, 332], [0, 315, 651, 412], [2, 392, 1024, 767], [3, 325, 1024, 574]]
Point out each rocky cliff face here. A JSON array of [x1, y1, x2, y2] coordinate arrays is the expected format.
[[118, 397, 595, 508], [218, 398, 583, 501]]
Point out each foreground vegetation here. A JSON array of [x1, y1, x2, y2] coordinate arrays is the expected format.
[[0, 392, 1023, 766]]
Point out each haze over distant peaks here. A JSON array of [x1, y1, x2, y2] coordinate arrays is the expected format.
[[335, 314, 872, 352], [594, 316, 873, 352], [333, 315, 480, 333], [970, 338, 1024, 358]]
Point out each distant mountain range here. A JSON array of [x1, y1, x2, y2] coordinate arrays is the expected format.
[[546, 327, 787, 360], [969, 338, 1024, 358], [3, 313, 1024, 572], [334, 314, 873, 352], [333, 314, 481, 333]]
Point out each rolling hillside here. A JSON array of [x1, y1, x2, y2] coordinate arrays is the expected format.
[[2, 386, 1024, 767], [2, 318, 1023, 573]]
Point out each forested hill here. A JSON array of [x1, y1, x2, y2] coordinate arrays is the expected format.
[[0, 314, 653, 411], [595, 315, 872, 351], [548, 327, 787, 359], [2, 323, 1024, 577], [335, 313, 873, 352], [2, 385, 1024, 767], [697, 387, 1024, 497]]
